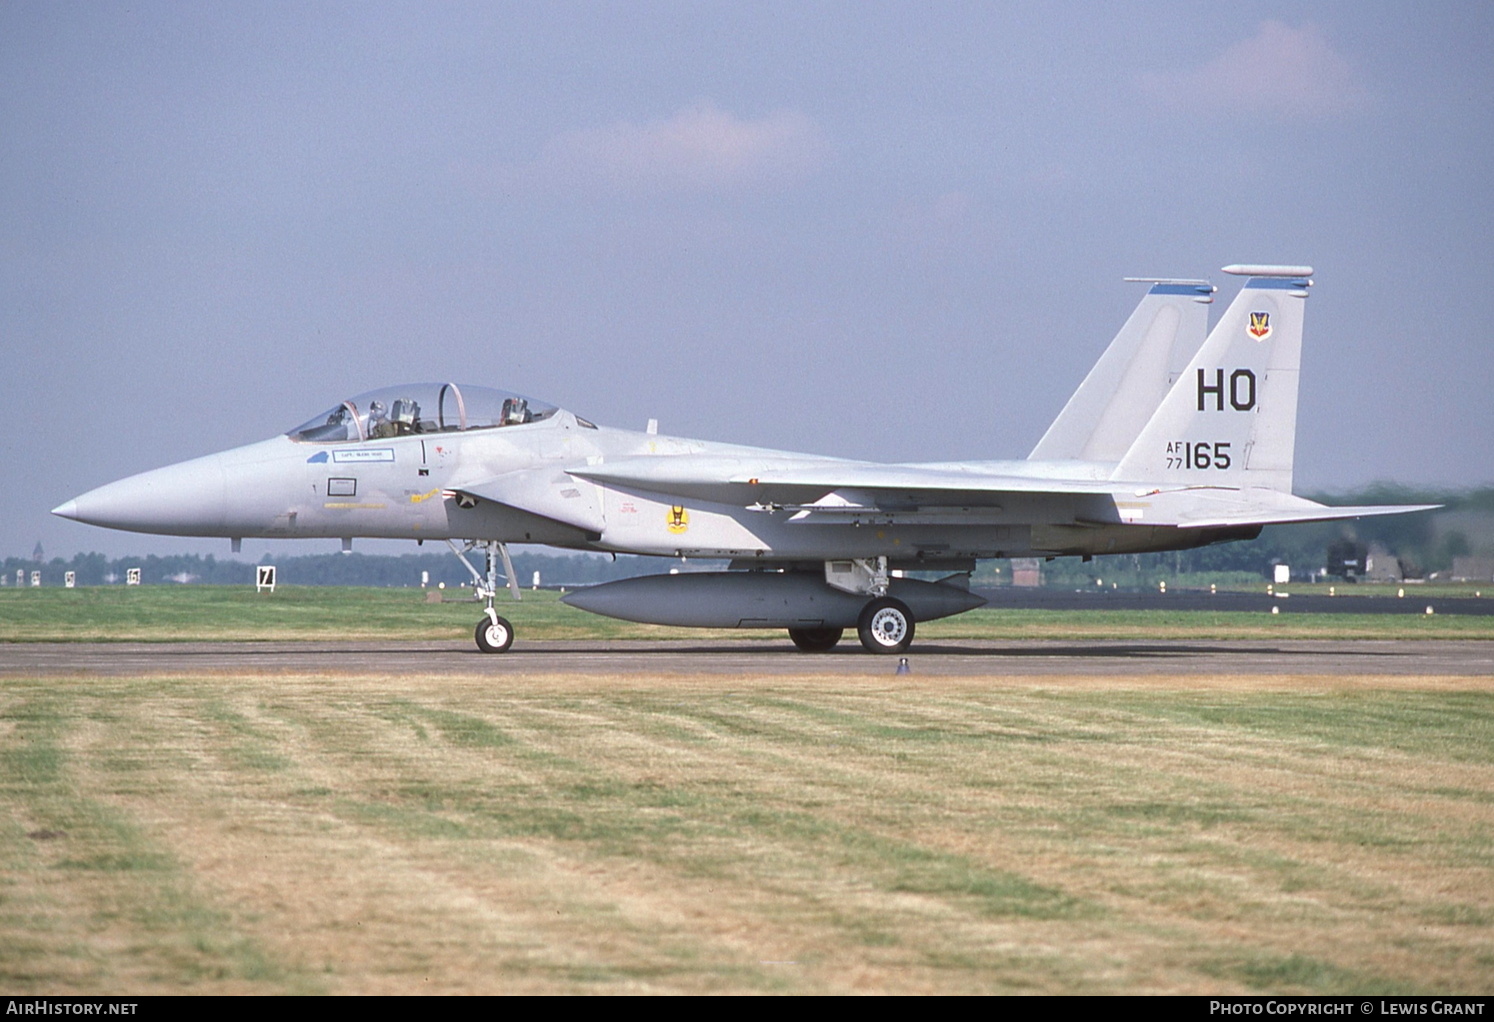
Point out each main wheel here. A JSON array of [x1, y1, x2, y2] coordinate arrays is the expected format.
[[475, 615, 514, 653], [788, 626, 844, 652], [857, 597, 914, 654]]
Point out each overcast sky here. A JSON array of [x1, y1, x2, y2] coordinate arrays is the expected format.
[[4, 1, 1491, 561]]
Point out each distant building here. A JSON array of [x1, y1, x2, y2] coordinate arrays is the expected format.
[[1452, 556, 1494, 582], [1010, 558, 1043, 587], [1364, 541, 1404, 583], [1325, 538, 1366, 579], [32, 541, 43, 563]]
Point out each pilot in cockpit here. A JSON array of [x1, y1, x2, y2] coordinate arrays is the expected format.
[[500, 397, 529, 426], [366, 400, 391, 439], [368, 398, 422, 438]]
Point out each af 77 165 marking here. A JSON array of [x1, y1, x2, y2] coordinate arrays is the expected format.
[[1166, 441, 1232, 471]]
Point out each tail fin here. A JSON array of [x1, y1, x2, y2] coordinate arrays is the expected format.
[[1111, 265, 1313, 493], [1029, 278, 1214, 462]]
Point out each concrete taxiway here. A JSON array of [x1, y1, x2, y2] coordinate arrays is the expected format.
[[1, 639, 1490, 678]]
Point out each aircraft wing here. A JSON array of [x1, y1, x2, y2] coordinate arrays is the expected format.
[[571, 456, 1128, 525], [570, 457, 1438, 530], [570, 456, 1115, 501]]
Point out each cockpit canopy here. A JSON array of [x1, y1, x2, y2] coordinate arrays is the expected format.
[[288, 383, 559, 443]]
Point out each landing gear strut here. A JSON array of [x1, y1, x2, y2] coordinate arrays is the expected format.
[[448, 539, 521, 653]]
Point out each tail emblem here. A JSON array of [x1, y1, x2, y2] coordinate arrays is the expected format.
[[1248, 311, 1272, 341]]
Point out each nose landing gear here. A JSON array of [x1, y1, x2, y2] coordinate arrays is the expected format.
[[448, 539, 521, 653]]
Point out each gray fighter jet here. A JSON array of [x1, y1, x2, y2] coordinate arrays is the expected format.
[[53, 266, 1435, 653]]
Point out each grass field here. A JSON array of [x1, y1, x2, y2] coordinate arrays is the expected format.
[[2, 669, 1491, 994], [3, 587, 1491, 993], [3, 586, 1492, 643]]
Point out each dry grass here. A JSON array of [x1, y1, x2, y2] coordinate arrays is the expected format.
[[2, 669, 1491, 994]]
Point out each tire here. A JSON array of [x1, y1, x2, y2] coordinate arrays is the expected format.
[[857, 597, 914, 654], [788, 626, 844, 652], [475, 615, 514, 653]]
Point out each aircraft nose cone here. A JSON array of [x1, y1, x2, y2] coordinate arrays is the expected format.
[[56, 455, 229, 536]]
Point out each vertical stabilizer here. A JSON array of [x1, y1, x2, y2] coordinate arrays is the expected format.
[[1029, 279, 1213, 462], [1111, 266, 1312, 493]]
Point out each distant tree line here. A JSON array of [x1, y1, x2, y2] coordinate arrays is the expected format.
[[1013, 485, 1493, 587], [0, 549, 704, 589], [10, 486, 1489, 591]]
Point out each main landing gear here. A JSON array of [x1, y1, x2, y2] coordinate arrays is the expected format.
[[788, 556, 918, 654], [448, 539, 521, 653], [788, 626, 843, 652], [784, 597, 916, 654]]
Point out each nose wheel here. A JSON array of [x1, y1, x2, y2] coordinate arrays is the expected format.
[[475, 613, 514, 654]]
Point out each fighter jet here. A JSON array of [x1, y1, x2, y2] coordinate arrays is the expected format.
[[53, 265, 1435, 654]]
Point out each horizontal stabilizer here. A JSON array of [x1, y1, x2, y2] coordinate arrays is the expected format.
[[1173, 503, 1442, 529], [1115, 485, 1442, 529]]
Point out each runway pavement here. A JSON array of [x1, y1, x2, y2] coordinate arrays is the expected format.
[[2, 638, 1491, 678]]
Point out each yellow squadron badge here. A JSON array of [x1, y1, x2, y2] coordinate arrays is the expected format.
[[1247, 311, 1272, 341], [667, 505, 690, 533]]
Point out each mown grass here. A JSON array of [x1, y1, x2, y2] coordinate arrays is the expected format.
[[0, 690, 309, 991], [2, 586, 1491, 642], [0, 671, 1490, 994]]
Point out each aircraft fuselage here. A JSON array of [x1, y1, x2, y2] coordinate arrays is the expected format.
[[56, 408, 1251, 566]]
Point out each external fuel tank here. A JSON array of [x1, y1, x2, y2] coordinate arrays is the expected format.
[[560, 571, 986, 629]]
